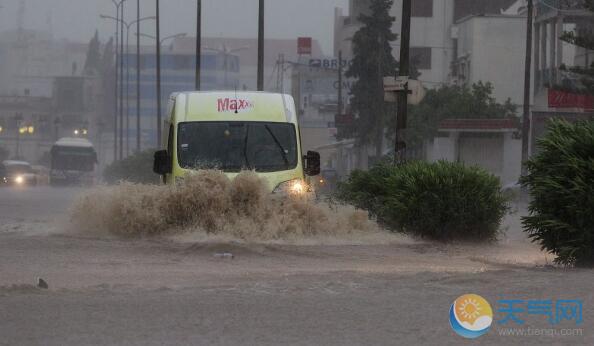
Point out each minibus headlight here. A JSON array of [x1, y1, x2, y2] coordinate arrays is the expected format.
[[273, 179, 309, 195]]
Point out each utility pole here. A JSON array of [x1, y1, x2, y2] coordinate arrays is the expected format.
[[276, 54, 285, 92], [156, 0, 162, 148], [119, 2, 125, 159], [275, 54, 281, 91], [395, 0, 411, 162], [338, 50, 343, 116], [195, 0, 201, 91], [102, 11, 155, 155], [126, 25, 131, 156], [112, 1, 121, 161], [257, 0, 264, 91], [377, 34, 385, 159], [522, 0, 534, 175], [14, 113, 23, 159], [136, 0, 141, 152]]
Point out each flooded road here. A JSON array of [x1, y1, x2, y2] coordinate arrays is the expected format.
[[0, 186, 592, 345]]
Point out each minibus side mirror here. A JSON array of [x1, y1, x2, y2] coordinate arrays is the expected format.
[[153, 150, 172, 175], [304, 151, 320, 176]]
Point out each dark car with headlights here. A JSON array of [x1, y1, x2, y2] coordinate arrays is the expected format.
[[0, 160, 37, 186]]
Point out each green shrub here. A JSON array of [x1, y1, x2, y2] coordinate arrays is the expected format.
[[103, 149, 161, 184], [338, 161, 509, 241], [521, 119, 594, 266]]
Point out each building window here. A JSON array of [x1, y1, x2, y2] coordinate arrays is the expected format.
[[410, 47, 432, 70], [412, 0, 433, 17]]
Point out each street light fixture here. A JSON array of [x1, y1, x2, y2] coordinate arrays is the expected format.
[[136, 32, 187, 46], [107, 0, 125, 161], [136, 31, 187, 147]]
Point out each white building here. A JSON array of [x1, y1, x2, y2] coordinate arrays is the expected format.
[[452, 14, 528, 105], [334, 0, 522, 91], [0, 30, 88, 97], [530, 0, 594, 153], [335, 0, 456, 88]]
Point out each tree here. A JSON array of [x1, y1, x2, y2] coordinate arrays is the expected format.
[[83, 30, 102, 76], [100, 37, 116, 125], [395, 82, 517, 148], [559, 0, 594, 93], [103, 149, 161, 184], [521, 119, 594, 266], [101, 37, 115, 76], [344, 0, 398, 157]]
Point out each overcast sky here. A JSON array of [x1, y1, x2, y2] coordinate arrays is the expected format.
[[0, 0, 349, 55]]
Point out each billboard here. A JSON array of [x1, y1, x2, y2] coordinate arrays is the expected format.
[[548, 89, 594, 109], [297, 37, 312, 55]]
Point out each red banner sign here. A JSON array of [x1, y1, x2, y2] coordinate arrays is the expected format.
[[548, 89, 594, 109], [297, 37, 312, 55]]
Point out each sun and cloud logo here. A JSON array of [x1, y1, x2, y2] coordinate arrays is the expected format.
[[449, 294, 493, 339]]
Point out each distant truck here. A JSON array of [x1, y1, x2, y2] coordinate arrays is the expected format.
[[49, 137, 97, 186]]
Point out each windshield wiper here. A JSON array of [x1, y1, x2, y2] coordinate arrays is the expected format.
[[243, 125, 251, 169], [264, 125, 290, 169]]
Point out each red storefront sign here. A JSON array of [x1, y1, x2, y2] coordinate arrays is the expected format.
[[548, 89, 594, 109], [297, 37, 312, 55]]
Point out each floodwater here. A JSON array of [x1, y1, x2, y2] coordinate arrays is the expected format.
[[0, 178, 592, 345]]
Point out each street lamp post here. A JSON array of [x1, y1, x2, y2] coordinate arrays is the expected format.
[[120, 3, 125, 159], [196, 0, 202, 91], [14, 113, 23, 159], [257, 0, 264, 91], [101, 13, 155, 157], [136, 0, 141, 152], [137, 32, 186, 147], [126, 25, 130, 156], [53, 117, 61, 141], [109, 0, 124, 162]]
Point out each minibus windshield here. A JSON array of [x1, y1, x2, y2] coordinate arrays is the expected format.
[[177, 121, 298, 172]]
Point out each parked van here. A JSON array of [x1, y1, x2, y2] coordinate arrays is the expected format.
[[153, 91, 320, 194]]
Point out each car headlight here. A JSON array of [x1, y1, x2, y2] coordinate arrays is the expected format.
[[273, 179, 310, 195], [14, 175, 24, 184]]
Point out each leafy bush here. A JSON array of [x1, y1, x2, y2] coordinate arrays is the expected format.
[[103, 149, 161, 184], [521, 119, 594, 266], [338, 161, 509, 241]]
